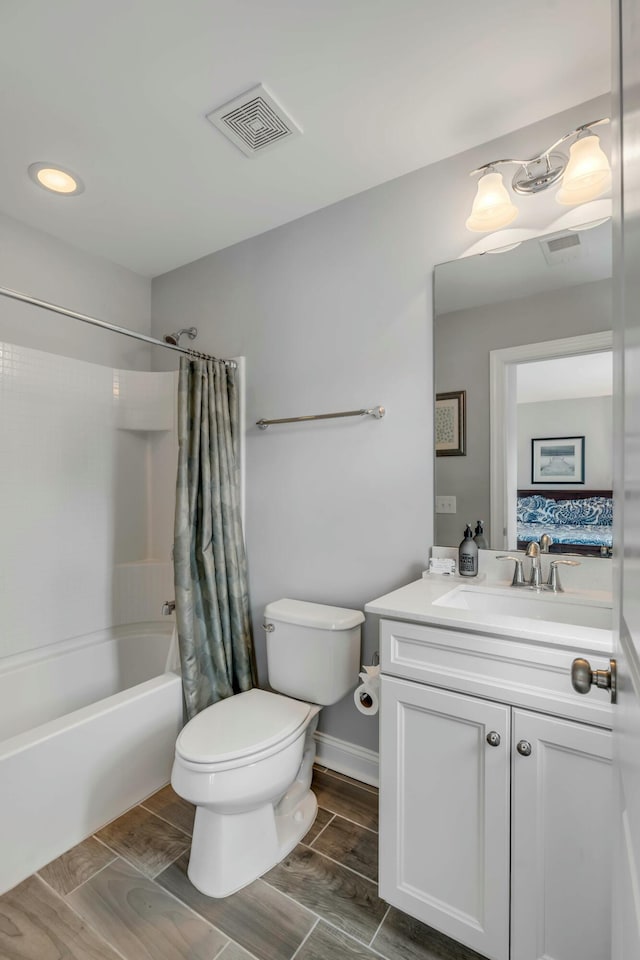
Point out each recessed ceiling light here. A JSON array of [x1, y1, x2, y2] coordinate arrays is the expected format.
[[28, 162, 84, 195]]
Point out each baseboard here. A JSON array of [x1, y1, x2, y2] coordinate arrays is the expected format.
[[313, 731, 379, 788]]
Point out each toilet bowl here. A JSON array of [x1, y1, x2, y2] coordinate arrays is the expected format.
[[171, 598, 363, 897]]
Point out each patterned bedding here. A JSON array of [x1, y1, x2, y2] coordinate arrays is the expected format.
[[517, 522, 613, 547], [516, 494, 613, 547]]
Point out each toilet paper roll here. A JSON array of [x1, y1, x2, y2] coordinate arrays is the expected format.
[[354, 682, 379, 716]]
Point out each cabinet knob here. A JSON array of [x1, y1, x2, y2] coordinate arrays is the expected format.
[[516, 740, 532, 757], [486, 731, 501, 747]]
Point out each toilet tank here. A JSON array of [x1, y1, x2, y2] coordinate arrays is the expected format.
[[264, 599, 364, 706]]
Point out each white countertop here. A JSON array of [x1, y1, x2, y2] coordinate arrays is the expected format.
[[365, 575, 613, 655]]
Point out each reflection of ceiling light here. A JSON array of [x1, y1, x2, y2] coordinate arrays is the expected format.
[[547, 198, 613, 233], [567, 217, 610, 231], [486, 241, 522, 254], [28, 163, 84, 195], [460, 228, 540, 258], [465, 119, 611, 233]]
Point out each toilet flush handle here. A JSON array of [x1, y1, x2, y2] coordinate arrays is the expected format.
[[263, 621, 275, 632]]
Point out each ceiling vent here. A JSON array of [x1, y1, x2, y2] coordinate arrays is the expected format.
[[539, 230, 582, 266], [206, 84, 302, 157]]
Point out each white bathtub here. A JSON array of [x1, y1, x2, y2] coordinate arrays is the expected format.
[[0, 621, 183, 895]]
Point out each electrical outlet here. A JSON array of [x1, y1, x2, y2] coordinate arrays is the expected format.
[[435, 495, 457, 514]]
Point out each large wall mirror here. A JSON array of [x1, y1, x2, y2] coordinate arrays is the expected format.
[[433, 220, 612, 557]]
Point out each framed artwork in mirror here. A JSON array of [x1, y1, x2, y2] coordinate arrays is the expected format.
[[531, 435, 585, 484], [435, 390, 466, 457]]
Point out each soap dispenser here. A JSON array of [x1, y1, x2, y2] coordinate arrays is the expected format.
[[458, 524, 478, 577], [474, 521, 488, 550]]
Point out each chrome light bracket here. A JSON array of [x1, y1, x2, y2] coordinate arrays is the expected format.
[[512, 152, 567, 195], [469, 118, 609, 190]]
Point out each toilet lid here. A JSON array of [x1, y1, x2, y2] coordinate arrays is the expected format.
[[175, 688, 312, 764]]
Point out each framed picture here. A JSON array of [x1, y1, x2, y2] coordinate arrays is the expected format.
[[435, 390, 466, 457], [531, 436, 585, 484]]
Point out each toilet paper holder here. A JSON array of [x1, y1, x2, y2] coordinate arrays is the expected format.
[[354, 656, 381, 715]]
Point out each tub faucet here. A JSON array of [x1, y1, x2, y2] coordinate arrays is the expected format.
[[162, 600, 176, 616]]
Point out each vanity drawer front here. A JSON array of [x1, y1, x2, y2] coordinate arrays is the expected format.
[[380, 619, 613, 727]]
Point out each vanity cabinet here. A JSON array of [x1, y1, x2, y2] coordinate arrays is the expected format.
[[380, 676, 511, 959], [510, 709, 611, 960], [378, 618, 613, 960]]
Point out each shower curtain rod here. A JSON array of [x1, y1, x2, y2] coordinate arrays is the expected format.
[[0, 285, 236, 366]]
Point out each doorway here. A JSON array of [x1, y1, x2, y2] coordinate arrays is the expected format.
[[490, 331, 613, 549]]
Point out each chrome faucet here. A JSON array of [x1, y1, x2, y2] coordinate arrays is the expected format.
[[546, 558, 581, 592], [498, 540, 581, 592], [539, 533, 553, 553], [525, 541, 543, 589]]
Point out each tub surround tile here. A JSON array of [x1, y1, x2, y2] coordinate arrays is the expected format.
[[295, 920, 382, 960], [264, 845, 387, 944], [156, 852, 316, 960], [141, 785, 196, 836], [310, 817, 378, 882], [96, 805, 190, 879], [311, 770, 378, 831], [38, 836, 117, 896], [0, 874, 122, 960], [372, 908, 489, 960], [302, 807, 334, 844], [68, 857, 229, 960]]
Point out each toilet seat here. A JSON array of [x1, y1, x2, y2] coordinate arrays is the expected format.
[[175, 688, 313, 771]]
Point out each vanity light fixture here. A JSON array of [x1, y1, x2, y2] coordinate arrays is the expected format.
[[465, 119, 611, 233], [28, 162, 84, 196], [465, 171, 518, 232]]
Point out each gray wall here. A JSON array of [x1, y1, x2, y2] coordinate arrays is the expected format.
[[435, 277, 611, 548], [518, 395, 613, 489], [0, 212, 151, 368], [151, 95, 609, 753]]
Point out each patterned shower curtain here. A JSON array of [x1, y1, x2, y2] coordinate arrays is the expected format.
[[174, 356, 256, 719]]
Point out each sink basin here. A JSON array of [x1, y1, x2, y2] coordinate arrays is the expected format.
[[433, 585, 612, 631]]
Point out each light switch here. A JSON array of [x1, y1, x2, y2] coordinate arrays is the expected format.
[[436, 495, 457, 514]]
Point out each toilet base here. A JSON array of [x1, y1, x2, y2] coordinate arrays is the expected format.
[[186, 789, 318, 898]]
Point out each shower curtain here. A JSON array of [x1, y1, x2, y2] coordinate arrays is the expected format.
[[174, 356, 256, 719]]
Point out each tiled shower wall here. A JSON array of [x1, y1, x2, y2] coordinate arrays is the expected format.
[[0, 341, 177, 661]]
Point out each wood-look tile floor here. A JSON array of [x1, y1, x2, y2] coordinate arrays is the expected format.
[[0, 768, 486, 960]]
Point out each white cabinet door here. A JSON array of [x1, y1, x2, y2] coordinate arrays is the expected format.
[[511, 709, 613, 960], [379, 676, 511, 960]]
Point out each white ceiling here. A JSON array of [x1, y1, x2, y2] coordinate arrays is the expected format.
[[0, 1, 611, 277], [517, 351, 613, 403]]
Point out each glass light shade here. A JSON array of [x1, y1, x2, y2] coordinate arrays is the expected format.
[[556, 135, 611, 206], [465, 171, 518, 232]]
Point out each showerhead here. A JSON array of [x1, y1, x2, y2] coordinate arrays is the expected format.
[[163, 326, 198, 346]]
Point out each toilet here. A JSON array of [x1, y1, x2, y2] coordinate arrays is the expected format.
[[171, 598, 364, 897]]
